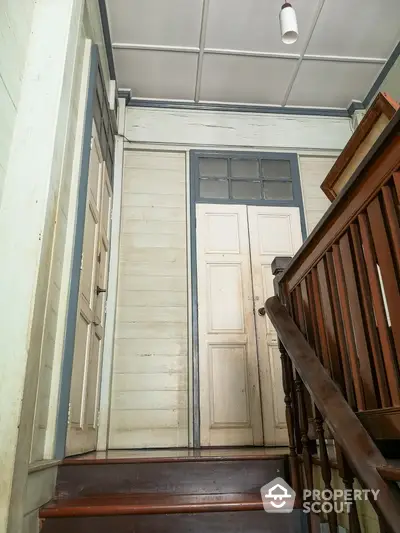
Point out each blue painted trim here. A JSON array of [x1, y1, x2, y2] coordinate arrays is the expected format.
[[189, 153, 201, 448], [98, 0, 116, 81], [55, 46, 99, 459], [347, 100, 364, 116], [127, 99, 350, 117], [363, 40, 400, 108], [189, 150, 307, 447], [118, 89, 132, 104]]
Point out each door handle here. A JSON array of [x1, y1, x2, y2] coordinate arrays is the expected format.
[[96, 286, 106, 296], [258, 307, 266, 316]]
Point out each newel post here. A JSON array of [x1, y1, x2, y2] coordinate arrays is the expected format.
[[270, 257, 302, 498], [271, 256, 292, 302]]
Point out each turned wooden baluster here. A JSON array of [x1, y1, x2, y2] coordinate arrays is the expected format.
[[271, 256, 303, 493], [295, 372, 314, 493], [280, 341, 301, 497], [315, 408, 337, 533], [336, 446, 361, 533]]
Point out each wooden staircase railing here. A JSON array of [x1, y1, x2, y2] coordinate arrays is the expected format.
[[261, 108, 400, 533], [266, 296, 400, 533]]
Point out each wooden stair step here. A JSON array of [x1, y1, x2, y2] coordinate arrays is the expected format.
[[56, 456, 287, 498], [40, 509, 306, 533], [40, 493, 267, 518]]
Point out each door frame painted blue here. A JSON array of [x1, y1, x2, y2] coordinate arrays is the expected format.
[[54, 45, 98, 459], [189, 150, 307, 448]]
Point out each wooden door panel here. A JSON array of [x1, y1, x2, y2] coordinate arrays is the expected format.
[[85, 329, 102, 428], [197, 204, 263, 447], [80, 203, 98, 308], [247, 206, 303, 445], [66, 123, 112, 455], [70, 311, 92, 426]]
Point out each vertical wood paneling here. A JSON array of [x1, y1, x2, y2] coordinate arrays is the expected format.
[[367, 197, 400, 365], [316, 258, 345, 393], [310, 268, 331, 374], [299, 281, 312, 345], [393, 172, 400, 200], [381, 185, 400, 281], [325, 251, 356, 409], [332, 244, 365, 410], [358, 213, 400, 406], [350, 222, 391, 407], [110, 151, 188, 449], [339, 234, 377, 410]]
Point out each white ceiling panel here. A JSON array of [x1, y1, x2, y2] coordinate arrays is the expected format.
[[287, 60, 383, 108], [306, 0, 400, 58], [110, 0, 400, 110], [205, 0, 320, 54], [109, 0, 203, 47], [114, 50, 198, 100], [200, 54, 298, 104]]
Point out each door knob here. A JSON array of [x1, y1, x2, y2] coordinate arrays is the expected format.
[[96, 286, 106, 295], [258, 307, 266, 316]]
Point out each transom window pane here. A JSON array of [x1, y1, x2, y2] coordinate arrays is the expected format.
[[263, 181, 293, 200], [231, 180, 261, 200], [196, 154, 296, 202], [231, 159, 259, 179], [261, 160, 291, 180], [199, 158, 228, 178], [200, 178, 229, 199]]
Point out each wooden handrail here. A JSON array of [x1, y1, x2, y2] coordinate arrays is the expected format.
[[266, 295, 400, 533]]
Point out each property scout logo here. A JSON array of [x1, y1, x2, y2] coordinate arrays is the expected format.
[[261, 477, 379, 514]]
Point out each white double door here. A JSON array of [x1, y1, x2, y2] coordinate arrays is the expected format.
[[196, 204, 302, 447], [66, 123, 112, 455]]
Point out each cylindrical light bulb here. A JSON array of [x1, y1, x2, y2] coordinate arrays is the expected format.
[[280, 2, 298, 45]]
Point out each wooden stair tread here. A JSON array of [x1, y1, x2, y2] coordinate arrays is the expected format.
[[40, 493, 267, 517], [62, 448, 289, 465]]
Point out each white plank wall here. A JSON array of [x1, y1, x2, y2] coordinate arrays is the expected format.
[[29, 23, 88, 463], [0, 0, 36, 205], [109, 150, 188, 448], [124, 108, 352, 152], [299, 156, 336, 234]]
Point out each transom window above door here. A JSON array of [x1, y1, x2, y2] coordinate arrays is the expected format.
[[193, 152, 299, 204]]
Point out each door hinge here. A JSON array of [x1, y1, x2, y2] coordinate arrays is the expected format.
[[96, 409, 101, 428], [80, 252, 84, 271], [90, 136, 94, 150], [67, 402, 71, 425]]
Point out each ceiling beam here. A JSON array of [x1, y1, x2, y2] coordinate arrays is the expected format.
[[204, 48, 299, 59], [303, 54, 386, 64], [111, 43, 386, 65], [112, 43, 199, 53], [194, 0, 210, 103]]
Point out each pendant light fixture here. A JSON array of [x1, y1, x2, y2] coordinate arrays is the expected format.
[[280, 2, 298, 44]]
